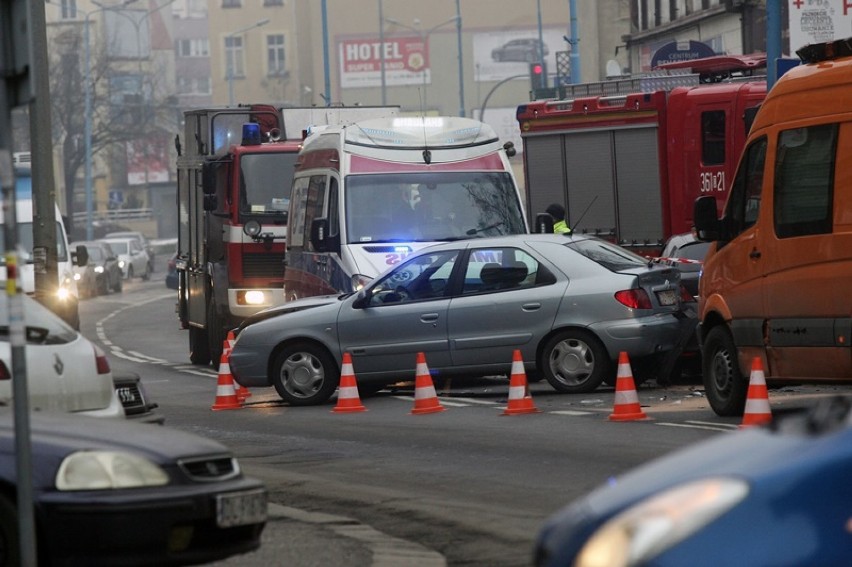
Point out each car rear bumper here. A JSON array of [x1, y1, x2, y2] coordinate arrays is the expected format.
[[591, 310, 698, 359]]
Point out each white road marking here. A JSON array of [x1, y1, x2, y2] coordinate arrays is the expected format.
[[656, 422, 733, 432]]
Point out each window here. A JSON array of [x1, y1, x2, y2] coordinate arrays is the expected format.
[[701, 110, 725, 166], [225, 36, 244, 78], [176, 38, 209, 57], [773, 124, 836, 238], [267, 34, 286, 76], [222, 0, 241, 7], [60, 0, 77, 19], [368, 250, 459, 306], [725, 136, 767, 237], [303, 176, 327, 252], [462, 248, 543, 294], [264, 0, 285, 5]]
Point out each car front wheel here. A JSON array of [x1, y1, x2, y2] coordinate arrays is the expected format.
[[541, 330, 610, 393], [272, 342, 339, 406], [702, 325, 748, 416]]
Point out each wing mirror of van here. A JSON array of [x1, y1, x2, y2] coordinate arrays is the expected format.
[[72, 244, 89, 267], [534, 212, 555, 234], [693, 196, 721, 241], [310, 218, 340, 253]]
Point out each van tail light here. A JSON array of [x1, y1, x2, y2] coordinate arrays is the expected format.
[[0, 361, 9, 381], [93, 345, 111, 375], [614, 289, 652, 309], [680, 285, 696, 303]]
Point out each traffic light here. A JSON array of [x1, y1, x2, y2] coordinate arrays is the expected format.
[[529, 61, 546, 90]]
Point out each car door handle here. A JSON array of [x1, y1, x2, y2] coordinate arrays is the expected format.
[[420, 313, 439, 323], [522, 303, 541, 312], [749, 248, 761, 259]]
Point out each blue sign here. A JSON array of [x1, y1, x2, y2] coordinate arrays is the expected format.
[[651, 40, 716, 69]]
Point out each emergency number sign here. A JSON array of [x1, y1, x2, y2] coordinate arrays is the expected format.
[[339, 36, 430, 88], [788, 0, 852, 53]]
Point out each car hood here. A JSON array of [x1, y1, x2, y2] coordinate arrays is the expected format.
[[241, 294, 345, 329]]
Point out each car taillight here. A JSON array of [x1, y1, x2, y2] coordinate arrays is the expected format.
[[93, 344, 111, 375], [614, 289, 652, 309], [0, 361, 9, 381], [680, 284, 696, 302]]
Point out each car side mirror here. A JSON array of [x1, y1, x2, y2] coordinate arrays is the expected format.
[[352, 288, 372, 309], [693, 196, 721, 242], [73, 244, 88, 267]]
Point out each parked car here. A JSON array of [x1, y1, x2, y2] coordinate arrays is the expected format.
[[229, 234, 696, 406], [105, 230, 155, 273], [534, 395, 852, 566], [0, 409, 266, 565], [100, 237, 150, 280], [491, 37, 548, 62], [0, 293, 124, 418], [165, 249, 178, 290], [113, 372, 163, 424], [652, 231, 711, 298], [75, 240, 123, 294]]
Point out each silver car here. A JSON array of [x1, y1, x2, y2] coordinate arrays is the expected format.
[[229, 234, 697, 406]]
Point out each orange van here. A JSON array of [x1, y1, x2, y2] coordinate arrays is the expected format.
[[693, 37, 852, 416]]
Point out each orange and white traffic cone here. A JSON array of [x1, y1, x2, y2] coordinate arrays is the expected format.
[[741, 357, 771, 428], [211, 351, 242, 411], [224, 332, 252, 402], [608, 352, 648, 421], [503, 350, 541, 415], [411, 352, 445, 415], [332, 353, 367, 413]]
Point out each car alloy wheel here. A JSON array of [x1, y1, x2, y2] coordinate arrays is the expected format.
[[272, 342, 339, 406], [541, 330, 609, 394]]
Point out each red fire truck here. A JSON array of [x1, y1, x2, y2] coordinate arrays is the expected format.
[[517, 55, 767, 254], [175, 105, 400, 366]]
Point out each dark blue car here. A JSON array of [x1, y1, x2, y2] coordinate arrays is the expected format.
[[535, 396, 852, 566]]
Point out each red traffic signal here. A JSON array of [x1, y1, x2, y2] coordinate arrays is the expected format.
[[529, 62, 546, 90]]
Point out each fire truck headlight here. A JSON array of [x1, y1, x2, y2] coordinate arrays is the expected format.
[[238, 290, 267, 306], [57, 286, 71, 301], [243, 220, 262, 238]]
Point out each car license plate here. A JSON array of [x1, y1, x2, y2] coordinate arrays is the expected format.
[[656, 289, 678, 306], [216, 489, 267, 528]]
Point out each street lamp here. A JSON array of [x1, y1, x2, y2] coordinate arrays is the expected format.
[[385, 15, 460, 110], [226, 18, 270, 105]]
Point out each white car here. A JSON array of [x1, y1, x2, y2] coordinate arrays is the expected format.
[[0, 294, 124, 418], [100, 237, 150, 280]]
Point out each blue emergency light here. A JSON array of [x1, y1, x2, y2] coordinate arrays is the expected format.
[[242, 123, 262, 146]]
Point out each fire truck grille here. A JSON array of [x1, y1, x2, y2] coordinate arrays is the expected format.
[[242, 252, 286, 278]]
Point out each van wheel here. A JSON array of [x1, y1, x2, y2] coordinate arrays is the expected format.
[[702, 325, 748, 416], [272, 342, 339, 406], [189, 326, 211, 366], [541, 330, 610, 393]]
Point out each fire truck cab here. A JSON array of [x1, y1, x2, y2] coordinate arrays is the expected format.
[[176, 105, 298, 365]]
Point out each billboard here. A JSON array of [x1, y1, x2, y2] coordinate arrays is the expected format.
[[126, 135, 170, 186], [788, 0, 852, 53], [339, 36, 430, 88], [472, 28, 567, 82]]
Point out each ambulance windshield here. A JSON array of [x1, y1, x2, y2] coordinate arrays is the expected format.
[[344, 172, 526, 243]]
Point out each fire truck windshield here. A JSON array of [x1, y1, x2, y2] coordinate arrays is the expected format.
[[239, 153, 298, 216], [344, 172, 526, 243]]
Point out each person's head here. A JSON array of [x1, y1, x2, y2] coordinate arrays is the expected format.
[[546, 203, 565, 221]]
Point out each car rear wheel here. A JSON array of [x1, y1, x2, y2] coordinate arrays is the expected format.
[[702, 325, 748, 416], [0, 494, 19, 567], [541, 330, 610, 393], [272, 342, 339, 406]]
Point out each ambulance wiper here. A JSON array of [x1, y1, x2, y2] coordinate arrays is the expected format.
[[466, 222, 503, 235]]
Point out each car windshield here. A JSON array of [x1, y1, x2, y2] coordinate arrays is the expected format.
[[105, 241, 129, 254], [0, 294, 77, 344], [345, 172, 526, 243], [86, 247, 104, 261], [239, 152, 296, 216], [565, 238, 650, 271], [0, 222, 68, 264]]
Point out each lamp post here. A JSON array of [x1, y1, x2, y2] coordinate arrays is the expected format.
[[385, 15, 459, 111], [378, 0, 386, 106], [227, 18, 270, 105]]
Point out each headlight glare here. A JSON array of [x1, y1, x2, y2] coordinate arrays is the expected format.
[[56, 451, 169, 490], [94, 266, 104, 273], [575, 478, 749, 567], [351, 274, 372, 291]]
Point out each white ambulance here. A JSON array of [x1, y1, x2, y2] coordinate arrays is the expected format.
[[283, 116, 529, 300]]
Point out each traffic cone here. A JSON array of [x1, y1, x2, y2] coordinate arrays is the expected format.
[[332, 353, 367, 413], [224, 332, 252, 401], [211, 351, 242, 411], [741, 357, 772, 428], [503, 350, 540, 415], [608, 352, 648, 421], [411, 352, 445, 415]]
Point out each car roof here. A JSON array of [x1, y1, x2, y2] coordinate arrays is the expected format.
[[412, 233, 602, 253]]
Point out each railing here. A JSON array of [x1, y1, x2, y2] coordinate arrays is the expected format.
[[71, 208, 154, 222]]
